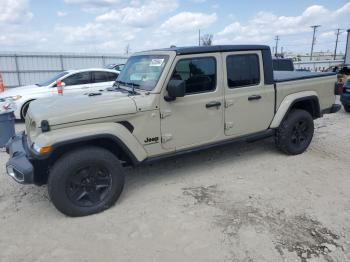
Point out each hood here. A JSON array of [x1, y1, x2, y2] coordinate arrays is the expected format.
[[28, 91, 137, 126], [0, 85, 47, 98]]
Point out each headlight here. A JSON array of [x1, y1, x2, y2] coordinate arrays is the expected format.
[[2, 95, 22, 101]]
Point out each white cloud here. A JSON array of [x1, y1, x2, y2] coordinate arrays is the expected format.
[[1, 1, 349, 54], [56, 23, 113, 44], [320, 30, 347, 40], [96, 0, 178, 27], [216, 3, 350, 45], [54, 21, 140, 52], [0, 0, 33, 24], [64, 0, 121, 13], [334, 2, 350, 16], [160, 12, 217, 33], [57, 11, 67, 17], [65, 0, 119, 3]]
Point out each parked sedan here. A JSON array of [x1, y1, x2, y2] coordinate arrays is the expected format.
[[0, 68, 119, 119]]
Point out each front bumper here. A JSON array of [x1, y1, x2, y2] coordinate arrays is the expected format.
[[340, 93, 350, 106], [5, 133, 34, 184]]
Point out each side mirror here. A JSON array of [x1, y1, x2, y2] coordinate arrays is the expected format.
[[164, 79, 186, 102], [54, 80, 66, 87]]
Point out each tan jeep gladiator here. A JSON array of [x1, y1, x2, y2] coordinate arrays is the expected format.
[[5, 45, 340, 216]]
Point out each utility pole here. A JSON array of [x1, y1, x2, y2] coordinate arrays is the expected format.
[[310, 25, 321, 61], [333, 28, 342, 60], [274, 36, 280, 57], [199, 29, 201, 46]]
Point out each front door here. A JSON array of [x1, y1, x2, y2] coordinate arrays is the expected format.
[[160, 54, 224, 150], [223, 51, 275, 137]]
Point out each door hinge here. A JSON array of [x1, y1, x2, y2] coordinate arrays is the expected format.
[[225, 122, 234, 130], [160, 110, 172, 119], [225, 100, 234, 108], [161, 134, 173, 143]]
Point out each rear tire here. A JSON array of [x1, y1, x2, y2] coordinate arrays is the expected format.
[[275, 109, 314, 155], [48, 146, 125, 217]]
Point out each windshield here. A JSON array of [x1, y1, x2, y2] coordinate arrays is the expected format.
[[36, 71, 69, 86], [116, 55, 169, 91]]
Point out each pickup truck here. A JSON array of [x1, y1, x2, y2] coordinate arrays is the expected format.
[[5, 45, 340, 216]]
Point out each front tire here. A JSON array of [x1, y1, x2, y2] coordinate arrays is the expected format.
[[48, 146, 125, 217], [275, 109, 314, 155]]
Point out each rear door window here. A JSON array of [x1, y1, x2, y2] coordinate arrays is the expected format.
[[226, 54, 260, 88]]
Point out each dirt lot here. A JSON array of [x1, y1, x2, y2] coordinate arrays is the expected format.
[[1, 109, 350, 262]]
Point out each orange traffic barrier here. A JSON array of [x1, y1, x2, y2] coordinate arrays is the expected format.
[[0, 73, 5, 92], [56, 80, 63, 95]]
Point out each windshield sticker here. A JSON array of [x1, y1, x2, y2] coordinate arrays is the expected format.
[[150, 59, 164, 67]]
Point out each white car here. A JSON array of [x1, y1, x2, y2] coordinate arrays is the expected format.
[[0, 68, 119, 119]]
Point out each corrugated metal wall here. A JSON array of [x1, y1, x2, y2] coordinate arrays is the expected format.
[[0, 52, 128, 88], [294, 60, 343, 71]]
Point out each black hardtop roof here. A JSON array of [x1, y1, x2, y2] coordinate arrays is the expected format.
[[150, 45, 271, 55]]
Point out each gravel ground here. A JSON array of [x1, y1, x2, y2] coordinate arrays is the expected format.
[[0, 109, 350, 262]]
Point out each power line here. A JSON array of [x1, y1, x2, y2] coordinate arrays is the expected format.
[[310, 25, 321, 61]]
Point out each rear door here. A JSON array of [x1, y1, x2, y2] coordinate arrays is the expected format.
[[223, 51, 275, 136], [61, 71, 93, 93], [92, 71, 119, 91], [159, 54, 224, 150]]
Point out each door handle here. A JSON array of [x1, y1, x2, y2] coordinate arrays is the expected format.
[[248, 95, 262, 101], [206, 101, 222, 108]]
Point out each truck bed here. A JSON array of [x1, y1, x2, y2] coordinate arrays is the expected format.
[[274, 71, 336, 83], [274, 70, 337, 114]]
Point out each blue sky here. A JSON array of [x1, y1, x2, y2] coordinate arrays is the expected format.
[[1, 0, 349, 55]]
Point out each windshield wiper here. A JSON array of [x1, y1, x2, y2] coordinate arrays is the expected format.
[[115, 80, 140, 94], [109, 81, 139, 95], [116, 80, 140, 87]]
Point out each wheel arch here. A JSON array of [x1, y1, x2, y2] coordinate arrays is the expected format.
[[21, 99, 36, 119], [31, 122, 148, 184], [49, 134, 141, 167], [270, 91, 320, 128]]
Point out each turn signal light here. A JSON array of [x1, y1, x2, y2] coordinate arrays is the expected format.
[[39, 146, 53, 155], [33, 143, 53, 155]]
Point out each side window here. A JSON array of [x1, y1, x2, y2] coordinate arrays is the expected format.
[[171, 57, 216, 94], [226, 54, 260, 88], [63, 72, 91, 86], [93, 71, 118, 83], [106, 72, 119, 81], [93, 71, 108, 83]]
